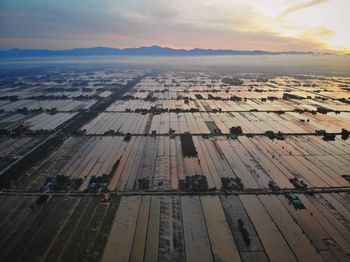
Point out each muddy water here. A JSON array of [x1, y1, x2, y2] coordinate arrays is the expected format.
[[125, 137, 147, 190], [201, 195, 241, 262], [193, 136, 218, 188], [181, 196, 213, 262], [108, 136, 136, 190], [259, 195, 323, 262], [238, 136, 293, 188], [152, 137, 171, 190], [276, 195, 330, 252], [170, 137, 179, 189], [137, 136, 157, 181], [227, 139, 269, 188], [102, 196, 141, 262], [130, 196, 151, 262], [220, 195, 268, 255], [299, 194, 350, 255], [183, 157, 202, 177], [144, 196, 161, 262], [158, 196, 185, 262], [239, 195, 296, 262]]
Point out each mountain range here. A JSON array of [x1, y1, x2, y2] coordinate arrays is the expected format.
[[0, 45, 316, 58]]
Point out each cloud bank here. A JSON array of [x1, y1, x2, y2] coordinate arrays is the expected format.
[[0, 0, 348, 53]]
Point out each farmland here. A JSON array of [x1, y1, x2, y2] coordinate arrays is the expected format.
[[13, 134, 349, 191], [1, 193, 350, 261], [0, 70, 350, 261], [81, 111, 350, 135]]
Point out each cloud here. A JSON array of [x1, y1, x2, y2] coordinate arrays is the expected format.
[[300, 27, 333, 40], [278, 0, 329, 19], [0, 0, 347, 53]]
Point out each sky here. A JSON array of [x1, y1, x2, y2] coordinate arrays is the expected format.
[[0, 0, 349, 53]]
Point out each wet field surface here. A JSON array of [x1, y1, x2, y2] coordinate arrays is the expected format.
[[0, 193, 349, 261], [0, 71, 350, 261]]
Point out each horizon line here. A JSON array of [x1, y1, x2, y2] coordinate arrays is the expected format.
[[0, 45, 333, 54]]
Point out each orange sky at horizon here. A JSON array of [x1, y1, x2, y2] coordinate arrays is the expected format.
[[0, 0, 349, 54]]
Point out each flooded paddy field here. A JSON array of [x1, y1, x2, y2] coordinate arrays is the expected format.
[[1, 69, 350, 261], [0, 69, 143, 134], [0, 113, 32, 129], [11, 136, 128, 190], [111, 96, 349, 113], [81, 111, 350, 135], [11, 133, 350, 191], [0, 112, 78, 132], [83, 73, 350, 136], [0, 195, 121, 262], [25, 112, 78, 131], [64, 72, 350, 193], [0, 136, 45, 170], [0, 69, 139, 100], [0, 99, 96, 112], [81, 112, 150, 135], [1, 193, 349, 262]]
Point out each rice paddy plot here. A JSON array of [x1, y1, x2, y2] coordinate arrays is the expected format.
[[13, 136, 127, 190], [25, 112, 77, 131], [0, 136, 44, 170], [0, 99, 96, 112], [2, 71, 350, 262], [0, 195, 120, 262], [81, 112, 148, 135]]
